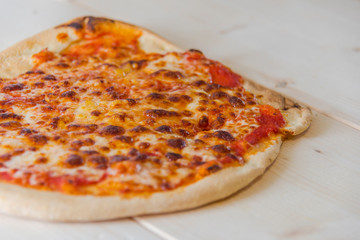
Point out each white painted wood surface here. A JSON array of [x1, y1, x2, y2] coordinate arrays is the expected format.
[[0, 0, 359, 239]]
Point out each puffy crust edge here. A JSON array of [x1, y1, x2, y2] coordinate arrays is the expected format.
[[0, 16, 311, 221]]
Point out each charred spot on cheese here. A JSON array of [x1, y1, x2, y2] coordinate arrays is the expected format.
[[198, 115, 209, 130], [164, 71, 184, 79], [100, 125, 125, 136], [128, 148, 139, 156], [206, 164, 221, 173], [155, 125, 172, 133], [19, 128, 37, 135], [210, 91, 229, 100], [212, 114, 225, 129], [192, 80, 206, 87], [42, 74, 57, 81], [188, 49, 203, 54], [114, 135, 133, 144], [66, 21, 83, 30], [91, 110, 101, 116], [70, 140, 84, 149], [195, 139, 206, 145], [228, 96, 244, 107], [177, 129, 191, 137], [182, 120, 192, 127], [181, 95, 193, 103], [167, 138, 186, 149], [182, 110, 193, 117], [33, 82, 45, 88], [25, 69, 45, 75], [55, 62, 70, 68], [64, 154, 84, 167], [60, 90, 76, 98], [205, 83, 223, 92], [213, 130, 235, 141], [88, 155, 108, 169], [146, 93, 165, 100], [168, 95, 180, 102], [135, 153, 148, 162], [211, 144, 230, 153], [109, 155, 129, 163], [130, 125, 148, 133], [145, 109, 179, 118], [42, 106, 55, 112], [0, 113, 23, 120], [165, 152, 182, 161], [81, 150, 99, 156], [28, 134, 48, 145], [126, 98, 136, 106], [0, 121, 22, 129], [3, 83, 25, 92]]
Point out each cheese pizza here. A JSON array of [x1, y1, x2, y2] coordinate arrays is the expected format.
[[0, 16, 311, 221]]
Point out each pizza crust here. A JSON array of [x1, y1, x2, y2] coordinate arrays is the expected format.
[[0, 16, 311, 221]]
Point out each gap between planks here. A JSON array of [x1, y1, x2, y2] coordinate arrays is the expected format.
[[132, 217, 178, 240]]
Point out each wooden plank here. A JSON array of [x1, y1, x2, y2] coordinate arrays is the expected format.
[[135, 111, 360, 239], [74, 0, 360, 128], [0, 215, 162, 240]]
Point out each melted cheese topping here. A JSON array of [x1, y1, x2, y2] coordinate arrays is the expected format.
[[0, 30, 286, 196]]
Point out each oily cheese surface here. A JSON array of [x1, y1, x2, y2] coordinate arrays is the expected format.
[[0, 17, 311, 221]]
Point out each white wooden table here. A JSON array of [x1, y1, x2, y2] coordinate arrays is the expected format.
[[1, 0, 359, 239]]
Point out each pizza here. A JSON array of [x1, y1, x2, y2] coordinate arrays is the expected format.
[[0, 16, 311, 221]]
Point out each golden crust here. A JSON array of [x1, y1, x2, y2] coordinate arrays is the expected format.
[[0, 16, 311, 221]]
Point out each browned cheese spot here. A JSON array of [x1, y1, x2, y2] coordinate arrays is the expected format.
[[0, 121, 22, 129], [165, 152, 182, 161], [60, 90, 76, 98], [211, 144, 230, 153], [145, 109, 179, 118], [19, 128, 37, 135], [130, 125, 148, 133], [213, 130, 235, 141], [109, 155, 129, 163], [42, 74, 57, 81], [228, 96, 245, 107], [167, 138, 186, 149], [210, 91, 229, 100], [155, 125, 172, 133], [88, 155, 108, 169], [28, 134, 48, 145], [146, 93, 165, 100], [198, 115, 209, 130], [100, 125, 125, 136], [2, 83, 25, 92], [114, 135, 133, 144], [91, 110, 101, 116], [64, 154, 84, 167]]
